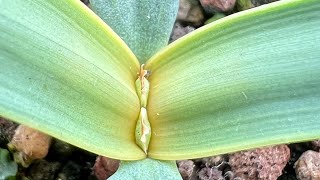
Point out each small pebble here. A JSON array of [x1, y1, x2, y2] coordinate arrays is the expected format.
[[198, 167, 224, 180], [177, 0, 205, 26], [229, 145, 290, 180], [294, 150, 320, 180], [170, 22, 195, 43], [8, 125, 52, 167], [92, 156, 120, 180], [177, 160, 195, 180], [200, 0, 236, 13]]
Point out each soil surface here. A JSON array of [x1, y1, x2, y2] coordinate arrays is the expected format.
[[1, 117, 319, 180]]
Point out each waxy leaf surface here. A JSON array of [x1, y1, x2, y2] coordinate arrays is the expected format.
[[90, 0, 179, 63], [146, 0, 320, 160], [0, 0, 145, 160], [109, 158, 182, 180]]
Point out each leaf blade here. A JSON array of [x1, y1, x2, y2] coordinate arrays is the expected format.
[[0, 0, 145, 160], [90, 0, 179, 63], [145, 0, 320, 160], [0, 148, 18, 180], [109, 159, 182, 180]]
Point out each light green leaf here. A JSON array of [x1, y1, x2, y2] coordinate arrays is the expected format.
[[145, 0, 320, 159], [0, 148, 17, 180], [109, 158, 182, 180], [90, 0, 179, 63], [0, 0, 145, 160]]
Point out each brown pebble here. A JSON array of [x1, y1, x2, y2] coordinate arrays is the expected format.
[[170, 22, 195, 43], [198, 167, 224, 180], [229, 145, 290, 180], [177, 0, 205, 26], [200, 0, 236, 13], [92, 156, 120, 180], [8, 125, 52, 167], [311, 140, 320, 152], [177, 160, 195, 180], [294, 150, 320, 180]]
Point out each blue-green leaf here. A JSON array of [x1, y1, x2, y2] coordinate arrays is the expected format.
[[90, 0, 179, 63], [109, 158, 182, 180], [0, 148, 17, 180]]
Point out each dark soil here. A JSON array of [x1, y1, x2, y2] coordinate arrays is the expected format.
[[1, 116, 319, 179], [0, 117, 97, 179]]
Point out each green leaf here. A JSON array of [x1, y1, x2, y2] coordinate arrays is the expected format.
[[90, 0, 179, 63], [145, 0, 320, 159], [109, 158, 182, 180], [0, 0, 145, 160], [0, 148, 18, 180]]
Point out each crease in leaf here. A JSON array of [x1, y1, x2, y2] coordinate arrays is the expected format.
[[135, 65, 152, 154], [135, 65, 151, 107], [135, 107, 151, 154]]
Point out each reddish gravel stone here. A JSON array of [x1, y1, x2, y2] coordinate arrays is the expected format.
[[229, 145, 290, 180], [198, 167, 224, 180], [200, 0, 236, 13], [177, 160, 195, 180], [92, 156, 120, 180], [170, 22, 195, 42], [9, 125, 52, 167], [177, 0, 205, 26], [294, 150, 320, 180]]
